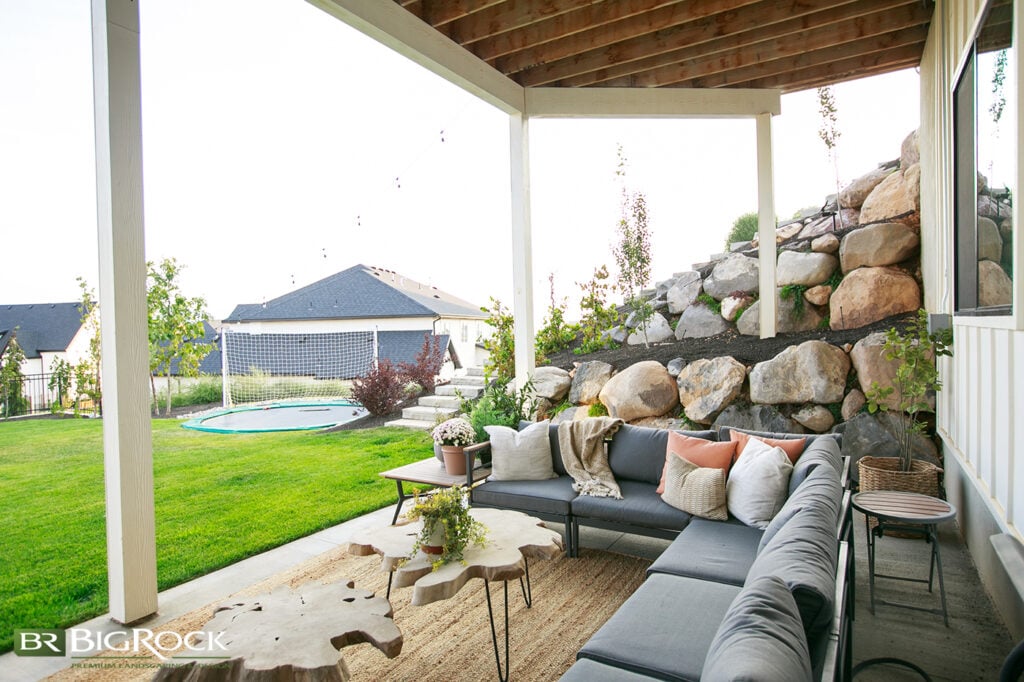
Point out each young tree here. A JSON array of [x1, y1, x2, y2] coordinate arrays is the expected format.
[[612, 145, 654, 346], [535, 273, 579, 361], [480, 297, 515, 382], [0, 333, 28, 418], [816, 85, 844, 228], [147, 258, 214, 415], [576, 265, 620, 354], [74, 277, 102, 416]]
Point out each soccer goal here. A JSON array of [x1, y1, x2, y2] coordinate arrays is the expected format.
[[220, 329, 377, 407]]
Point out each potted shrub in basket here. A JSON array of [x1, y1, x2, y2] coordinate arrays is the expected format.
[[861, 309, 954, 496], [432, 417, 476, 476], [406, 485, 487, 570]]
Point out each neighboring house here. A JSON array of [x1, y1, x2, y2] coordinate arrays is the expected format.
[[222, 264, 489, 372], [0, 302, 93, 412], [0, 302, 92, 377]]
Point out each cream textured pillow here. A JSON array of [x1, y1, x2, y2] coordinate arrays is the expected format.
[[660, 453, 728, 520], [726, 437, 793, 529], [485, 420, 556, 481]]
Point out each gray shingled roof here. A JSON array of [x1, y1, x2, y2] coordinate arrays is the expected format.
[[223, 264, 484, 322], [0, 303, 85, 359]]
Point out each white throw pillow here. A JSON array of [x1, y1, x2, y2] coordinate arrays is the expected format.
[[485, 420, 556, 481], [726, 436, 793, 529]]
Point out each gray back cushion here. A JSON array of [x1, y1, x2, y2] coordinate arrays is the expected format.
[[789, 438, 843, 494], [607, 426, 716, 484], [745, 484, 839, 648], [759, 465, 842, 554], [702, 575, 813, 682]]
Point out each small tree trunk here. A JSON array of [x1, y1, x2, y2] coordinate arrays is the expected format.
[[165, 369, 173, 416]]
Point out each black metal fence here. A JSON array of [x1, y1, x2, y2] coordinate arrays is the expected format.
[[1, 372, 61, 418]]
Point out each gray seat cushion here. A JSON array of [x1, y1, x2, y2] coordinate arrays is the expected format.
[[559, 658, 658, 681], [578, 573, 741, 681], [745, 482, 840, 657], [472, 475, 576, 516], [571, 479, 691, 532], [702, 575, 813, 682], [647, 518, 763, 585]]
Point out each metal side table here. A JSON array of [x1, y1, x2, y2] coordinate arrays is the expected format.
[[852, 490, 957, 626]]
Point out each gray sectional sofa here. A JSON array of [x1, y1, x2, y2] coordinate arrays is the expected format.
[[469, 423, 853, 682]]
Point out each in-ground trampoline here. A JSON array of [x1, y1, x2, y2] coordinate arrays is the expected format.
[[182, 400, 368, 433]]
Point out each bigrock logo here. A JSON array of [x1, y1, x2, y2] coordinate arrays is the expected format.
[[14, 629, 66, 657]]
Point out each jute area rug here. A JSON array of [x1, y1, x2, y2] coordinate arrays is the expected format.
[[48, 546, 650, 682]]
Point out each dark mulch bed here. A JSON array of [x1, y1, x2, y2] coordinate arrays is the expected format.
[[543, 312, 914, 372]]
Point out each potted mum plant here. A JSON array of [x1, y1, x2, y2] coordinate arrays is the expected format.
[[432, 417, 476, 475], [406, 485, 487, 570], [861, 309, 954, 496]]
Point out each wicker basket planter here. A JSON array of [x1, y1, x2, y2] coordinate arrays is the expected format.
[[857, 456, 943, 497]]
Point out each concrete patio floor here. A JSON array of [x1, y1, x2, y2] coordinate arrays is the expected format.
[[1, 503, 1015, 681]]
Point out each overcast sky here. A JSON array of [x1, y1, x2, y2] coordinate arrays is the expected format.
[[0, 0, 921, 323]]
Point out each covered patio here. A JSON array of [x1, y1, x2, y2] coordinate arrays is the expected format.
[[80, 0, 1022, 679]]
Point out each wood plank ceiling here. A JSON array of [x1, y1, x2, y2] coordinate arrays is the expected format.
[[395, 0, 935, 93]]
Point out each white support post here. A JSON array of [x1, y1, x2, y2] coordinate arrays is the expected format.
[[92, 0, 157, 624], [509, 113, 536, 385], [756, 113, 778, 339]]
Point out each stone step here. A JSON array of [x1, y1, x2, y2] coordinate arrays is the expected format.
[[384, 418, 434, 431], [402, 405, 457, 421], [435, 385, 482, 398], [462, 367, 485, 377], [418, 395, 462, 409], [451, 375, 486, 386]]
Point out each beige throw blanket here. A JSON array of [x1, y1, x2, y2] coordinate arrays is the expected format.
[[558, 417, 626, 498]]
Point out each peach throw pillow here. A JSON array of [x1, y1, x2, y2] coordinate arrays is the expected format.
[[729, 431, 807, 465], [656, 431, 737, 495]]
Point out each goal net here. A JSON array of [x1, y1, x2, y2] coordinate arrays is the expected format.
[[221, 329, 377, 407]]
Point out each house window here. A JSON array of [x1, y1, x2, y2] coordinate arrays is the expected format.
[[954, 0, 1016, 315], [461, 323, 469, 343]]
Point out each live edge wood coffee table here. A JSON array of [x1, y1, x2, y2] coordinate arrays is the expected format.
[[348, 507, 563, 681]]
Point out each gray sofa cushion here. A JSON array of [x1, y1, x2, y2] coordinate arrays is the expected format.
[[559, 658, 658, 681], [789, 436, 842, 494], [578, 573, 741, 681], [744, 481, 840, 652], [717, 425, 839, 448], [760, 464, 842, 553], [606, 424, 670, 484], [702, 575, 813, 682], [571, 479, 691, 532], [472, 475, 577, 516], [647, 517, 763, 585]]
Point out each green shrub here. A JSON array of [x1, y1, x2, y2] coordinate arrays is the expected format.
[[588, 402, 609, 417], [724, 212, 758, 249], [696, 292, 722, 315], [779, 284, 808, 318], [481, 298, 515, 382], [169, 376, 223, 408]]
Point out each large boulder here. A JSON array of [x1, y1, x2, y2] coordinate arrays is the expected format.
[[676, 356, 747, 424], [797, 209, 860, 240], [977, 216, 1003, 263], [839, 166, 896, 209], [811, 233, 840, 254], [829, 267, 921, 330], [777, 251, 838, 287], [850, 332, 904, 412], [837, 412, 940, 484], [531, 366, 571, 402], [900, 129, 920, 170], [839, 223, 920, 273], [859, 163, 920, 225], [675, 304, 730, 338], [666, 272, 703, 314], [804, 285, 832, 307], [703, 254, 759, 300], [979, 260, 1013, 307], [712, 404, 805, 434], [736, 290, 824, 336], [627, 312, 674, 345], [749, 341, 850, 404], [598, 361, 679, 422], [792, 405, 835, 433], [568, 361, 614, 405], [841, 389, 866, 421], [979, 194, 1012, 221]]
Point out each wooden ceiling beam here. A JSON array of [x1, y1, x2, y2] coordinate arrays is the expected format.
[[399, 0, 423, 20], [445, 0, 596, 44], [733, 47, 923, 92], [612, 5, 931, 88], [498, 0, 764, 77], [674, 28, 926, 89], [556, 0, 916, 87], [469, 0, 680, 62], [420, 0, 506, 28]]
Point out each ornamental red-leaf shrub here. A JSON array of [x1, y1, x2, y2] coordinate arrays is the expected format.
[[351, 359, 407, 416], [399, 333, 445, 394]]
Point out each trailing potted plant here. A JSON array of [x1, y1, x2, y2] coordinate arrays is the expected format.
[[405, 485, 487, 570], [861, 309, 954, 497], [431, 417, 476, 475]]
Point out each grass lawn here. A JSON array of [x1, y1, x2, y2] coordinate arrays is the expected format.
[[0, 418, 432, 653]]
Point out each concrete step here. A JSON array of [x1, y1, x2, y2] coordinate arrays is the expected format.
[[451, 375, 486, 386], [402, 405, 456, 421], [384, 418, 434, 430], [435, 385, 482, 398], [418, 395, 462, 409], [461, 367, 485, 377]]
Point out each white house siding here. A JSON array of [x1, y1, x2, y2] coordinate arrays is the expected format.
[[920, 0, 1024, 637], [436, 316, 489, 369]]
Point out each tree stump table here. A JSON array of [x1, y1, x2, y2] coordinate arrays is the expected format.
[[348, 507, 563, 680], [152, 579, 402, 682]]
